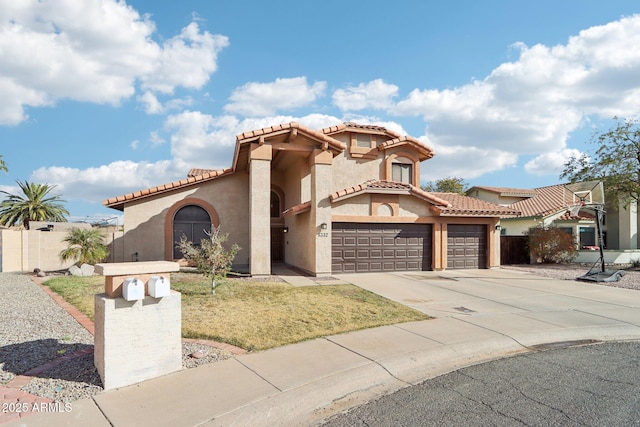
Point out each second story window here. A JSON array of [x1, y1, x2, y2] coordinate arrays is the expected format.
[[392, 161, 413, 184], [356, 134, 372, 148]]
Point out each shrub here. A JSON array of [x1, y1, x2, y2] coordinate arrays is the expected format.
[[527, 226, 577, 263], [176, 227, 240, 292], [59, 227, 109, 265]]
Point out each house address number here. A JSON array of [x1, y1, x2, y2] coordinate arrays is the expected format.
[[318, 232, 329, 238]]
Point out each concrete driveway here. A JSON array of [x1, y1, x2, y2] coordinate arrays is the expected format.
[[336, 268, 640, 346]]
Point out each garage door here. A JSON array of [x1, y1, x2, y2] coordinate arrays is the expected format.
[[447, 224, 487, 269], [332, 223, 432, 273]]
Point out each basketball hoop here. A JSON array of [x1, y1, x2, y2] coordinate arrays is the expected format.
[[567, 201, 584, 218]]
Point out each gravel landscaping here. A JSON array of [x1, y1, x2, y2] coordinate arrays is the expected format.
[[0, 273, 232, 404], [501, 263, 640, 290]]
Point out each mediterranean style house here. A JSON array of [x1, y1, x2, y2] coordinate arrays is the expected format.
[[104, 122, 517, 276]]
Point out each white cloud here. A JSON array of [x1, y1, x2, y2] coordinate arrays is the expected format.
[[524, 148, 583, 176], [421, 142, 518, 183], [141, 22, 229, 94], [0, 1, 228, 124], [130, 140, 140, 150], [30, 160, 183, 202], [149, 131, 165, 146], [394, 14, 640, 178], [224, 77, 326, 116], [138, 92, 163, 115], [333, 79, 398, 111]]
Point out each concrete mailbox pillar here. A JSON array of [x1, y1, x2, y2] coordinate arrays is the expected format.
[[94, 261, 181, 390]]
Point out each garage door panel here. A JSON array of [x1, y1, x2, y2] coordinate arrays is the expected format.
[[447, 224, 487, 269], [332, 223, 432, 273]]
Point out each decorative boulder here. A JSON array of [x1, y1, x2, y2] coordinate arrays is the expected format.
[[68, 265, 82, 276], [80, 264, 95, 277]]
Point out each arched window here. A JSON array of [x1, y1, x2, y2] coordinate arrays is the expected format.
[[270, 191, 281, 218], [173, 205, 212, 259]]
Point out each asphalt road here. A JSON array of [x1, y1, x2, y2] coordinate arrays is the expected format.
[[322, 341, 640, 426]]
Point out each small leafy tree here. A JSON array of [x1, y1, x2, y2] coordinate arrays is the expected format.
[[176, 227, 240, 293], [60, 227, 109, 265], [421, 177, 468, 194], [528, 226, 577, 264], [561, 117, 640, 206]]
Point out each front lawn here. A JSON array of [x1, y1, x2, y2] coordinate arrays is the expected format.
[[44, 272, 429, 351]]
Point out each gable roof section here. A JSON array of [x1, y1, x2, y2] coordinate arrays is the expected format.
[[233, 122, 345, 171], [331, 180, 451, 207], [508, 184, 571, 218], [331, 181, 518, 217], [430, 193, 520, 217], [322, 122, 434, 161], [469, 186, 537, 198], [103, 168, 233, 211]]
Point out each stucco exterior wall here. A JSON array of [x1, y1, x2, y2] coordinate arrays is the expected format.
[[119, 173, 250, 269], [332, 152, 382, 192], [399, 197, 435, 217], [1, 227, 117, 272], [500, 218, 538, 236]]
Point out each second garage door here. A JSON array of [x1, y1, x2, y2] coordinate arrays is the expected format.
[[447, 224, 487, 269], [332, 223, 432, 273]]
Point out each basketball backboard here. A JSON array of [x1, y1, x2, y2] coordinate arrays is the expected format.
[[563, 180, 605, 208]]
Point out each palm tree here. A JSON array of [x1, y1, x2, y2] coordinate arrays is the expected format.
[[0, 180, 69, 229], [0, 155, 7, 172], [60, 227, 109, 265]]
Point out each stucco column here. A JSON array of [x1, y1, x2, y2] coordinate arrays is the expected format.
[[618, 199, 638, 249], [249, 144, 272, 276], [311, 149, 333, 275]]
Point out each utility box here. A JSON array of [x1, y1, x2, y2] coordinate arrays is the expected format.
[[148, 275, 171, 298], [122, 277, 145, 301]]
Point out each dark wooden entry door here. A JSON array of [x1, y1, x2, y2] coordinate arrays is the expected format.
[[271, 227, 285, 262]]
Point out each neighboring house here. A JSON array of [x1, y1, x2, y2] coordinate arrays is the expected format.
[[104, 122, 517, 276], [467, 184, 600, 248]]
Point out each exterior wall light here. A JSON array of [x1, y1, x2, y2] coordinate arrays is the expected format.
[[283, 227, 289, 233], [320, 223, 328, 230], [495, 225, 502, 231]]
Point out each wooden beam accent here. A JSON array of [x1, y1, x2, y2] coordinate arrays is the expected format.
[[270, 141, 315, 152], [288, 128, 298, 143], [258, 136, 265, 145]]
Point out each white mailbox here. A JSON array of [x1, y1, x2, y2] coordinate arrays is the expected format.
[[148, 276, 170, 298], [122, 277, 145, 301]]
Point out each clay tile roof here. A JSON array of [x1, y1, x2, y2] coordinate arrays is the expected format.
[[321, 122, 401, 138], [103, 168, 233, 211], [282, 201, 311, 217], [330, 180, 451, 207], [235, 122, 345, 152], [556, 210, 596, 221], [509, 184, 569, 218], [471, 186, 537, 197], [376, 136, 434, 160], [430, 193, 520, 217]]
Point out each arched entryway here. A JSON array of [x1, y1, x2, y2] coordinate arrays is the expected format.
[[173, 205, 212, 259]]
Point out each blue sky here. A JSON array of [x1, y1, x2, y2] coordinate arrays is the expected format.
[[1, 1, 639, 223]]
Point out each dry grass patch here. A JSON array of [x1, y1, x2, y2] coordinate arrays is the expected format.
[[44, 272, 429, 351]]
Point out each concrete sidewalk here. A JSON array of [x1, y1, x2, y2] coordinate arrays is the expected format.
[[12, 269, 640, 427]]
